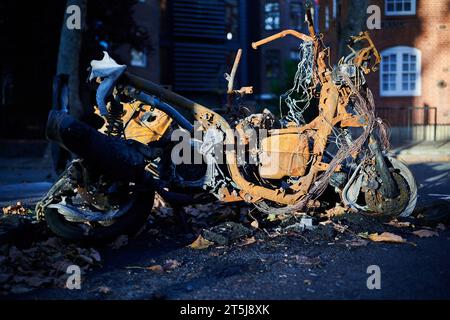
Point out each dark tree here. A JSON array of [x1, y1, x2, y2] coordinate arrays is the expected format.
[[57, 0, 151, 117]]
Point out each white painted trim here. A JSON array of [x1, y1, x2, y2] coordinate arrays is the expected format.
[[380, 46, 421, 97]]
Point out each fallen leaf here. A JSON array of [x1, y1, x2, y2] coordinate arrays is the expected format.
[[189, 235, 213, 250], [146, 265, 164, 273], [346, 238, 369, 247], [2, 202, 30, 215], [250, 220, 259, 229], [97, 286, 112, 294], [386, 219, 412, 228], [368, 232, 406, 243], [163, 259, 182, 271], [412, 229, 439, 238], [267, 214, 277, 222], [325, 205, 347, 218], [239, 236, 256, 246]]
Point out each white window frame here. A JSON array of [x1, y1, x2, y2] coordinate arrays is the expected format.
[[380, 46, 421, 97], [385, 0, 416, 16]]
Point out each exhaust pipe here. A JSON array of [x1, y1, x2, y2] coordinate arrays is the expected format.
[[46, 110, 150, 183]]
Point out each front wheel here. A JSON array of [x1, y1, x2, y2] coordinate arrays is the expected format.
[[37, 166, 155, 244]]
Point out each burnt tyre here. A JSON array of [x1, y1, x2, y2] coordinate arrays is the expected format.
[[343, 156, 417, 218], [37, 164, 154, 244]]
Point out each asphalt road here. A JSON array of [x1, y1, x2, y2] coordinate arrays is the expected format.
[[1, 162, 450, 300]]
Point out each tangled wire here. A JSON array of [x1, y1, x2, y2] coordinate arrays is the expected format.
[[281, 41, 316, 126]]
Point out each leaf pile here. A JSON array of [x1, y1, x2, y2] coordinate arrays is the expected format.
[[0, 237, 101, 295], [2, 202, 32, 216]]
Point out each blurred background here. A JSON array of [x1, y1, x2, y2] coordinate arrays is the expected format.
[[0, 0, 448, 190]]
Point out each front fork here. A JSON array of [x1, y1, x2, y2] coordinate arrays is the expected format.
[[368, 134, 399, 199]]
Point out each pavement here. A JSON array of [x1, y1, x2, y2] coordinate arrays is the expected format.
[[391, 140, 450, 163], [1, 139, 450, 300]]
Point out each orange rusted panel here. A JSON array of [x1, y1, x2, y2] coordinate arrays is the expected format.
[[259, 133, 310, 179]]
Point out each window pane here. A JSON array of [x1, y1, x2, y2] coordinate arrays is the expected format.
[[387, 3, 394, 11], [402, 74, 408, 82], [396, 2, 403, 11], [410, 83, 416, 90], [404, 2, 411, 11], [403, 83, 409, 91], [383, 83, 389, 91], [410, 74, 416, 81], [390, 83, 396, 90], [403, 63, 409, 71], [403, 53, 409, 62], [383, 55, 389, 62], [410, 55, 416, 62]]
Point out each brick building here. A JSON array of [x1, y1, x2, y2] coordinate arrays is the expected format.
[[317, 0, 450, 141]]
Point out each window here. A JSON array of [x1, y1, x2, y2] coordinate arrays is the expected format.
[[265, 50, 281, 78], [130, 49, 147, 68], [385, 0, 416, 16], [290, 1, 304, 30], [380, 47, 421, 97], [264, 1, 280, 31]]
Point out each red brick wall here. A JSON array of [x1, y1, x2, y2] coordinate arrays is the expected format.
[[319, 0, 450, 125]]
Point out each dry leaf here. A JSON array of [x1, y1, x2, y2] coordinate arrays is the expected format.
[[386, 220, 412, 228], [346, 238, 369, 247], [2, 202, 30, 215], [412, 229, 439, 238], [189, 235, 213, 250], [146, 265, 164, 273], [250, 220, 259, 229], [325, 205, 347, 218], [97, 286, 112, 294], [239, 236, 256, 246], [368, 232, 406, 243], [163, 259, 182, 271]]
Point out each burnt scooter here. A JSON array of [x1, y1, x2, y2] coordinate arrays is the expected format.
[[37, 8, 416, 242]]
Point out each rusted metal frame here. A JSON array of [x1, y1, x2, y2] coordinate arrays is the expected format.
[[122, 48, 343, 206], [227, 49, 242, 94], [350, 32, 381, 74], [251, 30, 313, 50]]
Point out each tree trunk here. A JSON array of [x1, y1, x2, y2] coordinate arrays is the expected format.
[[337, 0, 369, 57], [56, 0, 87, 119]]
